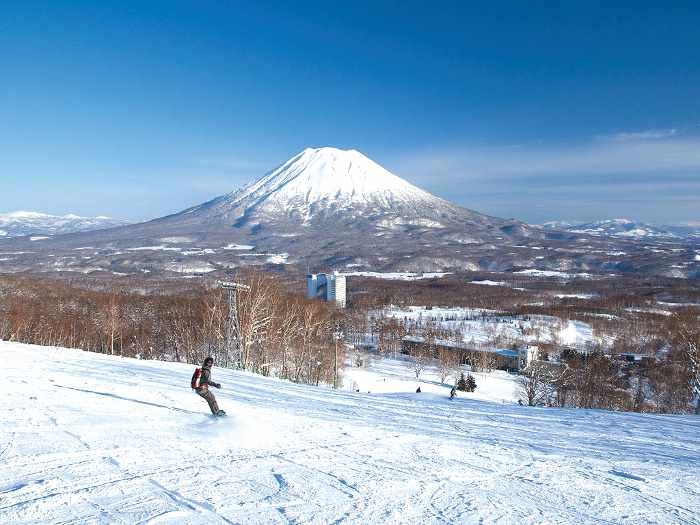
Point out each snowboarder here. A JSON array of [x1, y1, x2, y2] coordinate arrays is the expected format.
[[416, 386, 421, 393], [450, 386, 457, 400], [193, 356, 225, 416]]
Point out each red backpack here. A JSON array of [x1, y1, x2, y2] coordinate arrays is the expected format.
[[191, 368, 202, 389]]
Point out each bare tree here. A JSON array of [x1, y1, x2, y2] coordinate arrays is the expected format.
[[277, 298, 303, 380], [518, 361, 553, 406], [377, 316, 407, 358], [412, 346, 431, 381], [676, 315, 700, 414], [411, 319, 440, 381], [237, 272, 276, 371], [687, 340, 700, 415], [102, 291, 122, 356], [437, 348, 459, 385]]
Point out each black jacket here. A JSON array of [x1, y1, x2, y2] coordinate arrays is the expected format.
[[199, 365, 219, 389]]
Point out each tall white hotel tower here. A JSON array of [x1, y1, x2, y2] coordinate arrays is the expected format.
[[306, 272, 347, 308]]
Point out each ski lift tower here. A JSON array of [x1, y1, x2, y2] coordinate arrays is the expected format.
[[219, 280, 250, 368]]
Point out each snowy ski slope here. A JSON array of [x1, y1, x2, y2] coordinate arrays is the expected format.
[[1, 342, 699, 524]]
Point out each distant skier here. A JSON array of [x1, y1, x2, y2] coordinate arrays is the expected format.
[[416, 386, 421, 393], [191, 356, 225, 416], [450, 386, 457, 400]]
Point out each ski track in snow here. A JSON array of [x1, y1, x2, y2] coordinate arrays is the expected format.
[[1, 342, 699, 524]]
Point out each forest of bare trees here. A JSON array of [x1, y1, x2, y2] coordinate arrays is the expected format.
[[514, 315, 700, 415], [1, 270, 698, 413], [0, 272, 344, 387]]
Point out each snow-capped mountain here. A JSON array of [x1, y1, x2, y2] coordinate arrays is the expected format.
[[219, 147, 444, 212], [177, 147, 489, 227], [541, 221, 576, 230], [544, 219, 681, 239], [1, 148, 697, 277], [102, 146, 537, 271], [0, 211, 128, 238], [666, 224, 700, 240]]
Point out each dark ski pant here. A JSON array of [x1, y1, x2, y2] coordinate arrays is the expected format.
[[196, 387, 220, 414]]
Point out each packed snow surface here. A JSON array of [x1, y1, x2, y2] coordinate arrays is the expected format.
[[127, 245, 181, 252], [514, 269, 597, 279], [2, 342, 699, 524], [266, 253, 289, 264], [223, 243, 255, 250], [470, 280, 508, 286], [163, 262, 216, 274], [343, 271, 451, 280], [159, 237, 194, 244], [554, 293, 598, 299], [343, 355, 520, 405]]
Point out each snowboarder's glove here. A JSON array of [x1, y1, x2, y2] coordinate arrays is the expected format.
[[215, 383, 222, 389]]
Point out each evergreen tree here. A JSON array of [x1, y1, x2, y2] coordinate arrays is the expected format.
[[457, 372, 468, 391], [466, 373, 477, 392]]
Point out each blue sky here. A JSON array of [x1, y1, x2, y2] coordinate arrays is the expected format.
[[1, 1, 699, 224]]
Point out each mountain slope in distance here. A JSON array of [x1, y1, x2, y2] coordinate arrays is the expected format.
[[543, 218, 700, 241], [1, 148, 697, 278], [0, 211, 128, 238]]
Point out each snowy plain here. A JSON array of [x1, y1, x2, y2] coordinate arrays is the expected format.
[[1, 342, 699, 524], [379, 305, 603, 349], [341, 271, 451, 281], [343, 355, 519, 404]]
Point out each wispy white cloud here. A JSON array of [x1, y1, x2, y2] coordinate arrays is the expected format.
[[390, 130, 700, 181], [384, 129, 700, 223], [596, 128, 678, 142]]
